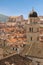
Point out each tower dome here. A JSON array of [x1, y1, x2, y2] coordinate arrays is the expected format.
[[29, 9, 38, 17]]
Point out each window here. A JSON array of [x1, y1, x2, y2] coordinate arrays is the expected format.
[[37, 37, 39, 41], [37, 62, 40, 65], [29, 28, 33, 32], [32, 28, 33, 32], [37, 63, 40, 65], [29, 28, 31, 32], [31, 37, 32, 41]]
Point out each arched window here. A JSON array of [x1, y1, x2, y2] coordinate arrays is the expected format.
[[29, 28, 33, 32]]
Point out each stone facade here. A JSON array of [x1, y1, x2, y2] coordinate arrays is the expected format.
[[26, 17, 40, 45]]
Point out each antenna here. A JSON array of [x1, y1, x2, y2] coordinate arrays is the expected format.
[[32, 7, 34, 12]]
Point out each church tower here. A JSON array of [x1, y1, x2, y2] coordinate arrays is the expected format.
[[26, 9, 40, 44]]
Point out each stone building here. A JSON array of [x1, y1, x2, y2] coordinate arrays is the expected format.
[[20, 9, 43, 65], [5, 15, 24, 26], [26, 9, 40, 45]]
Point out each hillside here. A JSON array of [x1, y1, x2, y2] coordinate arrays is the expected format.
[[0, 14, 8, 22]]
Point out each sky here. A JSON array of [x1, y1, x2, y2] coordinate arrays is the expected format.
[[0, 0, 43, 19]]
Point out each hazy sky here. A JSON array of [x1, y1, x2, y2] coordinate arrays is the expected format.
[[0, 0, 43, 18]]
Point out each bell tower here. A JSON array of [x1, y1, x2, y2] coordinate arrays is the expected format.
[[26, 9, 40, 44]]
